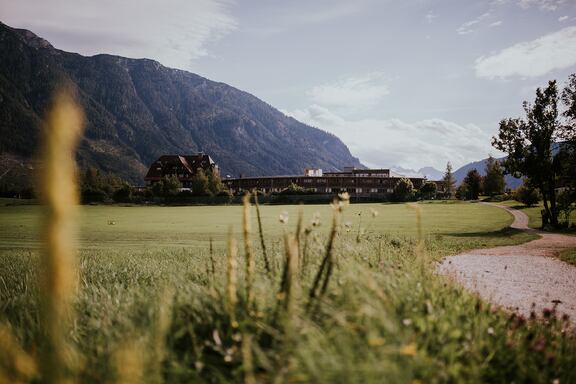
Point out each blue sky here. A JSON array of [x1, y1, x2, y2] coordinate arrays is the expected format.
[[2, 0, 576, 171]]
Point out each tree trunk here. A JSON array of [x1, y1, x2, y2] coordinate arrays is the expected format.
[[549, 183, 558, 227], [541, 183, 553, 229]]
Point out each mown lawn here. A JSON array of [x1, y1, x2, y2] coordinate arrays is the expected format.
[[2, 200, 574, 383], [1, 200, 525, 251]]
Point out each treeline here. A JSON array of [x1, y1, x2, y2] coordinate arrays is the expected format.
[[443, 156, 507, 201], [80, 167, 232, 204]]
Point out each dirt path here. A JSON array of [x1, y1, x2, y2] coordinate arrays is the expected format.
[[438, 203, 576, 324]]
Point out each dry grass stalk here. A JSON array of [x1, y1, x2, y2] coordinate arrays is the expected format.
[[283, 234, 300, 319], [112, 340, 145, 384], [226, 226, 238, 322], [253, 192, 272, 275], [209, 236, 216, 277], [243, 192, 255, 311], [407, 203, 425, 268], [150, 290, 173, 381], [241, 333, 256, 384], [0, 323, 37, 384], [37, 86, 84, 384], [308, 200, 341, 306]]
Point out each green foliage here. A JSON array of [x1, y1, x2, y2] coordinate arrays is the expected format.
[[112, 183, 134, 203], [392, 177, 415, 202], [463, 169, 482, 200], [80, 167, 124, 203], [206, 169, 226, 196], [419, 181, 437, 200], [279, 182, 307, 195], [442, 162, 456, 199], [514, 184, 540, 207], [483, 156, 505, 196], [456, 183, 468, 200], [151, 175, 182, 199], [493, 76, 576, 227], [557, 189, 576, 227], [191, 169, 210, 196]]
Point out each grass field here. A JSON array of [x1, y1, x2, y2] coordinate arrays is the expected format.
[[0, 200, 526, 250], [2, 200, 575, 383]]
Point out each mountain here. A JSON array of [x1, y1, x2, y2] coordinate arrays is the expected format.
[[0, 22, 362, 184], [453, 157, 522, 190], [388, 165, 443, 180], [418, 167, 444, 181]]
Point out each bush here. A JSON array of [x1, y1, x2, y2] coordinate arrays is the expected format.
[[514, 185, 540, 207], [392, 178, 415, 202]]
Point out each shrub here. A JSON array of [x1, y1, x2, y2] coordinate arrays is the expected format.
[[392, 178, 415, 202], [514, 185, 540, 207]]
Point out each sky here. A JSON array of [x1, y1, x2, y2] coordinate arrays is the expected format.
[[2, 0, 576, 172]]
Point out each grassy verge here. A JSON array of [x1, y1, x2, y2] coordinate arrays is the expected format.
[[498, 200, 576, 231], [559, 248, 576, 266], [1, 201, 574, 383]]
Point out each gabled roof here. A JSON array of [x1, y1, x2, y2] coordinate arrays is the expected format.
[[144, 153, 217, 181]]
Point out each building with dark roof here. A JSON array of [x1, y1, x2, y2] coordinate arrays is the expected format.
[[144, 153, 219, 188]]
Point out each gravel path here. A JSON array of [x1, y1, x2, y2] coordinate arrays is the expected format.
[[438, 204, 576, 324]]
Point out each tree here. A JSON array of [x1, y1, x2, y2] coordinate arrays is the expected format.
[[206, 168, 226, 195], [456, 183, 469, 200], [112, 183, 134, 203], [442, 162, 456, 199], [463, 169, 482, 200], [151, 175, 182, 198], [191, 169, 211, 196], [514, 184, 540, 207], [392, 177, 415, 202], [419, 181, 437, 200], [483, 156, 505, 196], [492, 79, 576, 227], [560, 74, 576, 197]]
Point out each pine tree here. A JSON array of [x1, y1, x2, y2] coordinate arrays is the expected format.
[[483, 156, 505, 196], [442, 162, 456, 199]]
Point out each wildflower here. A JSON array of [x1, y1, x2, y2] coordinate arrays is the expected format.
[[344, 221, 352, 232], [402, 318, 412, 326], [311, 211, 321, 227], [279, 211, 289, 224], [487, 327, 495, 335]]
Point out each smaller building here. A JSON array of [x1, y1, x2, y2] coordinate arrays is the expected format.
[[144, 153, 219, 188]]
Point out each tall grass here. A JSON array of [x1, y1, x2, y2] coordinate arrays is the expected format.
[[1, 90, 576, 383]]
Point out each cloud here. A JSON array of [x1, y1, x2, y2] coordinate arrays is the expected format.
[[456, 12, 491, 35], [425, 11, 437, 24], [0, 0, 237, 69], [307, 72, 390, 110], [475, 26, 576, 79], [287, 105, 494, 170], [489, 21, 503, 27], [517, 0, 566, 11], [558, 15, 570, 22]]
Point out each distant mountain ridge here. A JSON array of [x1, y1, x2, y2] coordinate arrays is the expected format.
[[0, 21, 362, 183], [453, 157, 522, 190]]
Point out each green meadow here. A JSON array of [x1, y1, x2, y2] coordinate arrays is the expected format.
[[1, 200, 575, 383]]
